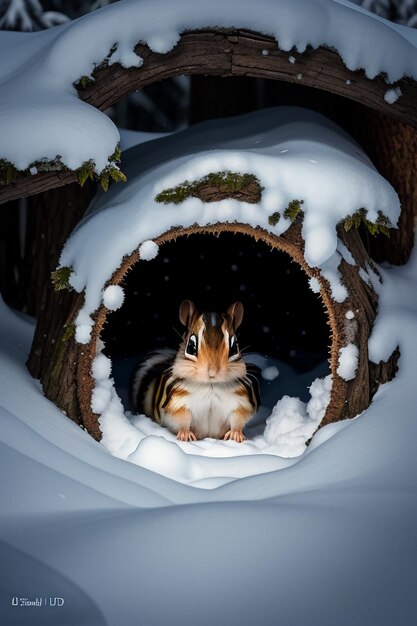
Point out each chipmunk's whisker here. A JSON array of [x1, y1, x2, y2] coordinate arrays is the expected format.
[[172, 326, 184, 340]]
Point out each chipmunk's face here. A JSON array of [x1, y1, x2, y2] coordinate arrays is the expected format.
[[175, 300, 247, 383]]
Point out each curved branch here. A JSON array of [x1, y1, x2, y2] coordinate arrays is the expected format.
[[2, 29, 417, 205], [81, 30, 417, 128]]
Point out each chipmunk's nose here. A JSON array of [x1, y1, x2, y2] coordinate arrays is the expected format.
[[208, 367, 217, 378]]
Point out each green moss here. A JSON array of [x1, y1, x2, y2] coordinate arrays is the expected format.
[[268, 212, 281, 226], [343, 208, 392, 237], [155, 171, 261, 204], [283, 199, 304, 221], [62, 323, 76, 343], [77, 160, 95, 187], [1, 143, 126, 192], [269, 199, 304, 227], [76, 75, 94, 90], [98, 146, 126, 191], [51, 266, 73, 291], [109, 145, 122, 164]]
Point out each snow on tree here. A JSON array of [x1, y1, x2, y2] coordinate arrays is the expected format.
[[0, 0, 68, 31]]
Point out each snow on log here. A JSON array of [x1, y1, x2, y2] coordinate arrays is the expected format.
[[2, 0, 417, 203]]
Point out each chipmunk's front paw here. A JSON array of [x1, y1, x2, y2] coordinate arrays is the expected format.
[[177, 428, 197, 442], [224, 429, 245, 443]]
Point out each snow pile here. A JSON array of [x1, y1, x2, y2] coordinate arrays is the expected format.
[[139, 240, 159, 260], [102, 284, 124, 311], [90, 352, 142, 458], [95, 360, 333, 480], [384, 86, 403, 104], [59, 107, 399, 343], [264, 396, 313, 456], [263, 374, 332, 457], [308, 276, 321, 293], [337, 343, 359, 380], [74, 308, 94, 344], [0, 0, 417, 174], [91, 350, 333, 475]]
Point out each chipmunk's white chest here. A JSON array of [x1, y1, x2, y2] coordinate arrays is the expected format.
[[164, 381, 241, 439]]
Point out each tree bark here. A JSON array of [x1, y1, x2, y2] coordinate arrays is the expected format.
[[27, 182, 96, 394]]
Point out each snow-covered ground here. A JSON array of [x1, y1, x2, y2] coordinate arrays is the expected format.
[[1, 243, 417, 625], [97, 351, 332, 482]]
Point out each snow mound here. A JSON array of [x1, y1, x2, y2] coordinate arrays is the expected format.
[[103, 285, 124, 311], [139, 240, 159, 260], [337, 343, 359, 380]]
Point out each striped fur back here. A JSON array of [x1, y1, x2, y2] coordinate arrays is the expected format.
[[131, 349, 176, 421]]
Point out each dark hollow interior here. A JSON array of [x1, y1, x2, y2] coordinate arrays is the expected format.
[[101, 232, 331, 409]]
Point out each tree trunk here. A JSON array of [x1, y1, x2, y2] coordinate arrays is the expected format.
[[27, 182, 96, 395]]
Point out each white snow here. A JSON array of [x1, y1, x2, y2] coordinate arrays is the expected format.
[[318, 251, 349, 302], [102, 284, 124, 311], [337, 343, 359, 380], [288, 55, 296, 63], [264, 396, 311, 455], [359, 262, 382, 293], [0, 0, 417, 174], [1, 243, 417, 623], [384, 86, 403, 104], [263, 375, 331, 457], [308, 276, 321, 293], [59, 107, 399, 343], [97, 355, 332, 469], [139, 239, 159, 261], [345, 309, 355, 319], [307, 373, 333, 421], [75, 324, 93, 344], [118, 128, 171, 151], [92, 353, 112, 381], [337, 239, 356, 265]]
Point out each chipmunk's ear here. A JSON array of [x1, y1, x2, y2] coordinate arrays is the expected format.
[[179, 300, 195, 327], [227, 302, 244, 330]]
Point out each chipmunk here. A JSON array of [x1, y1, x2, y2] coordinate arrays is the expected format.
[[131, 300, 260, 442]]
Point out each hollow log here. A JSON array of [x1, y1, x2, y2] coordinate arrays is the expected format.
[[29, 217, 397, 441]]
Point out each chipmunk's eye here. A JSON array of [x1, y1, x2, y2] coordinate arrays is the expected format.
[[229, 335, 239, 359], [186, 334, 198, 357]]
